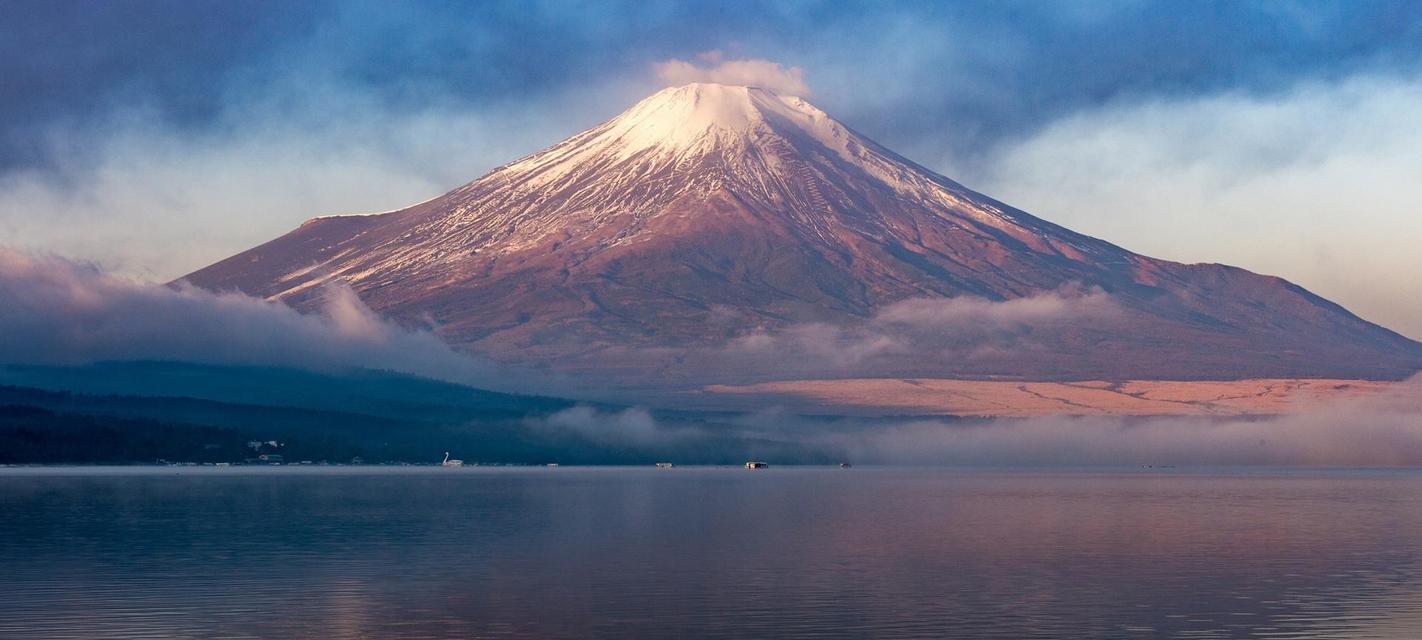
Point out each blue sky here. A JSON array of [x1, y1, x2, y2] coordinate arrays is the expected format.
[[2, 0, 1421, 336]]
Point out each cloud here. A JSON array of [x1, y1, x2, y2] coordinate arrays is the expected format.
[[874, 288, 1114, 327], [513, 376, 1422, 467], [530, 406, 682, 447], [654, 52, 811, 96], [0, 70, 641, 282], [6, 2, 1421, 177], [6, 3, 1420, 340], [967, 70, 1422, 340], [714, 287, 1119, 374], [0, 248, 524, 390], [5, 4, 1420, 368], [833, 377, 1422, 466]]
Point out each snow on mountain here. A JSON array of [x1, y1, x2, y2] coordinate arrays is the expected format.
[[180, 83, 1422, 384]]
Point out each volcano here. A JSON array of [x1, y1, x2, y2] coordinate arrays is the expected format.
[[182, 83, 1422, 384]]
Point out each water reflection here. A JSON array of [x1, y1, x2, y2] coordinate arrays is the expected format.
[[2, 467, 1420, 639]]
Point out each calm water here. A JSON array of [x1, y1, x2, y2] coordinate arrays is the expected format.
[[2, 466, 1422, 639]]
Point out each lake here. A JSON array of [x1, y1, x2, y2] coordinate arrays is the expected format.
[[2, 466, 1421, 639]]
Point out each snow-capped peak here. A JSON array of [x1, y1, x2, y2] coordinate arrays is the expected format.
[[496, 83, 850, 177], [181, 79, 1422, 385], [602, 83, 835, 156]]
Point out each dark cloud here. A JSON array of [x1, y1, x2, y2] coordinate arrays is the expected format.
[[797, 0, 1422, 168], [0, 0, 324, 172], [3, 1, 1421, 174]]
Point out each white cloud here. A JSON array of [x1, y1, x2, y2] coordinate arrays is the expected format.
[[653, 52, 811, 96], [531, 405, 680, 446], [0, 248, 521, 390], [0, 76, 639, 282], [965, 71, 1422, 339], [717, 287, 1119, 373]]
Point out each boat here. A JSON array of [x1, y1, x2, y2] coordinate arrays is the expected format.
[[442, 452, 464, 467], [840, 463, 852, 468], [656, 462, 675, 468], [744, 461, 768, 469]]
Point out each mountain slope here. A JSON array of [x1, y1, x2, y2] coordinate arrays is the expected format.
[[181, 83, 1422, 383]]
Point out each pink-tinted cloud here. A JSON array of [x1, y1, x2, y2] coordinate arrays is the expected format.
[[524, 376, 1422, 467], [653, 52, 811, 96], [834, 376, 1422, 466]]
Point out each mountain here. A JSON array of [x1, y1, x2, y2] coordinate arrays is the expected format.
[[181, 83, 1422, 384]]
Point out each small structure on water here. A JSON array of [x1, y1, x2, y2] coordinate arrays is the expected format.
[[656, 462, 675, 468], [744, 461, 768, 470]]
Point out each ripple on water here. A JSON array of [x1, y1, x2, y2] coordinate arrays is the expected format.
[[1, 467, 1421, 639]]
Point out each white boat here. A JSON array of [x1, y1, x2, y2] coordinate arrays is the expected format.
[[442, 452, 464, 467], [744, 461, 768, 469], [656, 462, 675, 468]]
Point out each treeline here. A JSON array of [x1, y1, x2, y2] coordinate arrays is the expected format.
[[0, 375, 857, 465], [0, 404, 366, 464]]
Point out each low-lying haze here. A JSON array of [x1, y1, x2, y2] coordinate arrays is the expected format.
[[534, 381, 1422, 467], [0, 249, 519, 391]]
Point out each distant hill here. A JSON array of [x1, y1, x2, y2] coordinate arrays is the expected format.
[[0, 362, 845, 465], [0, 361, 574, 420]]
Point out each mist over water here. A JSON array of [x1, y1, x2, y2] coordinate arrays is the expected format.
[[532, 376, 1422, 467], [836, 403, 1422, 467]]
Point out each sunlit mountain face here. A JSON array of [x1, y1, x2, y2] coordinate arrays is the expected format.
[[182, 83, 1422, 386]]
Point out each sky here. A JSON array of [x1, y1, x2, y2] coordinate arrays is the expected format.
[[2, 0, 1421, 338]]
